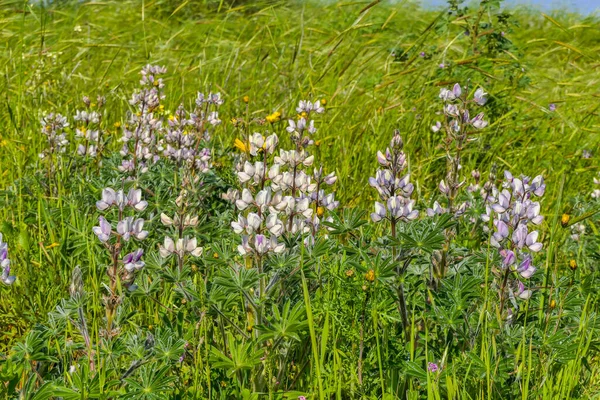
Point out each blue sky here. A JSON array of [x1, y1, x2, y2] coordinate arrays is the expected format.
[[423, 0, 600, 14]]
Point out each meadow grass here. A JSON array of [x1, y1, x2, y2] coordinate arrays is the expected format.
[[0, 0, 599, 398]]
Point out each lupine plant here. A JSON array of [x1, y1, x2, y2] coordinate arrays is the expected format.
[[38, 112, 69, 191], [369, 129, 418, 338], [428, 83, 488, 283], [93, 187, 149, 333], [74, 95, 106, 164], [483, 171, 545, 315], [159, 190, 203, 272], [119, 65, 166, 177]]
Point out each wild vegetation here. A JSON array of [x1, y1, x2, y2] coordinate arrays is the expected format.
[[0, 0, 599, 398]]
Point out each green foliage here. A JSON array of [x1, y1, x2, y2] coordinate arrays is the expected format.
[[0, 0, 599, 399]]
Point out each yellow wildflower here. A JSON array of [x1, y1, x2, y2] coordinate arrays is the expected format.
[[243, 95, 249, 103], [569, 259, 577, 271], [365, 269, 375, 282], [266, 111, 281, 123], [317, 206, 325, 217], [114, 122, 121, 128], [561, 214, 570, 227], [234, 138, 248, 152]]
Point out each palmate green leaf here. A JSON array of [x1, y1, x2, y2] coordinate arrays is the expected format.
[[255, 300, 307, 343], [396, 214, 453, 254], [322, 208, 367, 235], [123, 365, 176, 399], [209, 333, 261, 378], [154, 328, 186, 363], [213, 265, 259, 293]]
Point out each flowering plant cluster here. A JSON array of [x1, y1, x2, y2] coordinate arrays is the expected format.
[[93, 187, 149, 332], [432, 84, 488, 215], [38, 113, 69, 160], [74, 95, 106, 159], [370, 129, 418, 226], [119, 65, 167, 175], [230, 99, 338, 258], [161, 91, 222, 173], [482, 171, 545, 307], [15, 60, 597, 400]]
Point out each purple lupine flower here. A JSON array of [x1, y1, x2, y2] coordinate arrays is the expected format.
[[427, 362, 439, 373], [123, 249, 145, 272], [370, 130, 418, 225], [127, 188, 148, 211], [471, 113, 488, 129], [473, 88, 487, 105], [0, 234, 15, 285], [487, 170, 545, 304], [517, 281, 532, 300], [549, 103, 556, 112], [92, 216, 112, 242], [517, 256, 536, 278]]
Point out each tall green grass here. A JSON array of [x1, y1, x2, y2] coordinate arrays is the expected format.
[[0, 0, 599, 398]]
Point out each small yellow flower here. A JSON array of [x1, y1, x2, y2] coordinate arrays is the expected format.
[[168, 115, 175, 121], [234, 138, 248, 152], [266, 111, 281, 123], [297, 111, 308, 120], [345, 269, 354, 278], [0, 139, 8, 147], [159, 104, 165, 111], [243, 95, 249, 103], [315, 140, 321, 147], [90, 103, 96, 108], [549, 299, 556, 309], [46, 242, 60, 249], [365, 269, 375, 282], [114, 122, 121, 128], [79, 126, 87, 133], [569, 259, 577, 271], [561, 214, 570, 227], [317, 206, 325, 217], [213, 252, 219, 259]]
